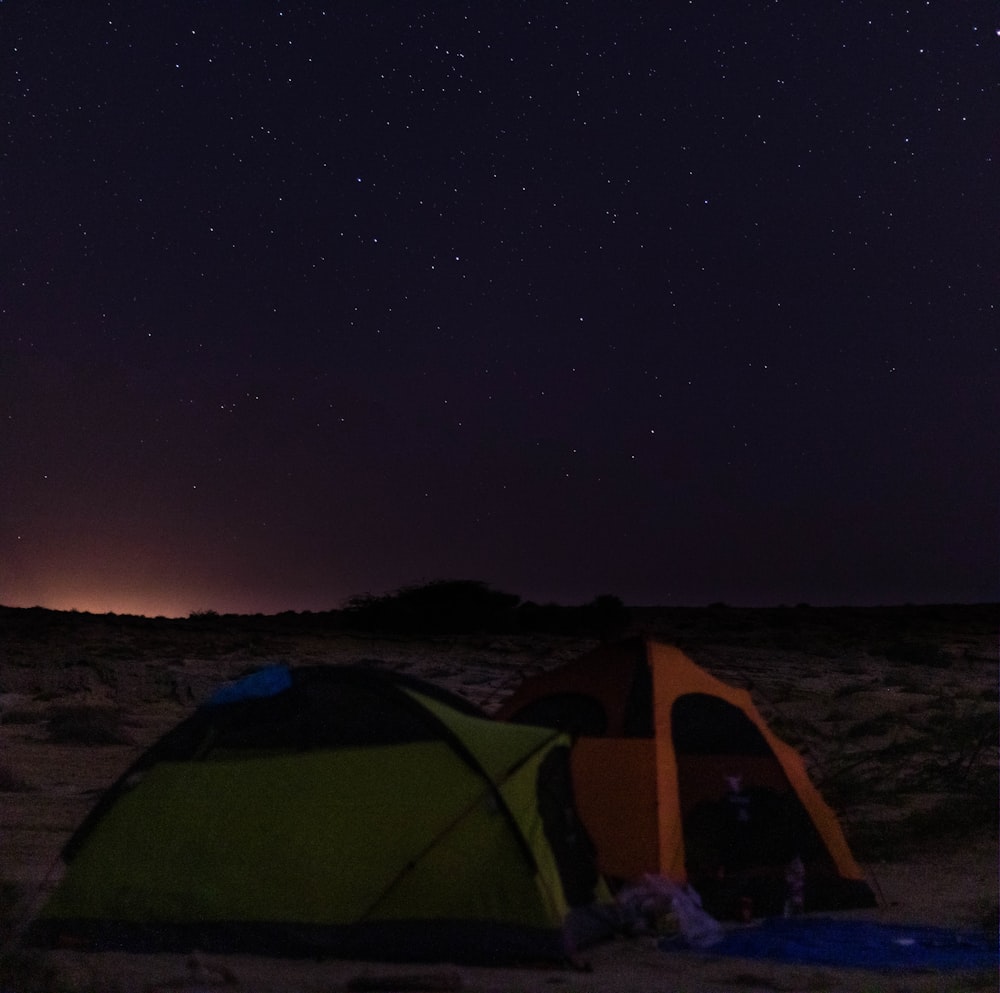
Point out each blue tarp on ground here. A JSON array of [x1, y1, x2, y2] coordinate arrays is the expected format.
[[662, 917, 998, 970]]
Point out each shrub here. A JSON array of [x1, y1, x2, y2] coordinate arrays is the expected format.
[[0, 878, 24, 943], [341, 580, 521, 634], [0, 762, 29, 792], [339, 580, 631, 637], [896, 792, 999, 851], [0, 948, 60, 993], [832, 681, 871, 698], [881, 640, 951, 668], [0, 706, 41, 725], [841, 714, 899, 739], [46, 705, 131, 745]]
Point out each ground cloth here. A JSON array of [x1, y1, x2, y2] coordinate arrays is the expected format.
[[661, 917, 998, 970]]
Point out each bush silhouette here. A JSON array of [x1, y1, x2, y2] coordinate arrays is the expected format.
[[342, 580, 521, 634], [46, 706, 131, 746], [341, 581, 630, 637]]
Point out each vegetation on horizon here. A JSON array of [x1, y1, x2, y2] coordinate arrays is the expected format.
[[339, 579, 630, 638]]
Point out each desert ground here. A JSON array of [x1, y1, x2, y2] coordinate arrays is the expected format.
[[1, 602, 996, 992]]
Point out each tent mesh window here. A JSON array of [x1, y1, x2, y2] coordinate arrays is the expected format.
[[671, 693, 773, 755]]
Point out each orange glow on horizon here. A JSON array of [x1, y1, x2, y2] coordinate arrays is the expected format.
[[1, 582, 340, 619], [1, 590, 195, 619]]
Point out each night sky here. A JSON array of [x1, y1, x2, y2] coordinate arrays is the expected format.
[[3, 3, 997, 618]]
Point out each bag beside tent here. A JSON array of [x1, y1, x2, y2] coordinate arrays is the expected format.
[[27, 665, 609, 964], [497, 639, 876, 919]]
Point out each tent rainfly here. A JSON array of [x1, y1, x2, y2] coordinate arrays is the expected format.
[[28, 665, 610, 964], [497, 639, 877, 919]]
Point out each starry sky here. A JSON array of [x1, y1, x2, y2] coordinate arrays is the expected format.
[[3, 2, 997, 618]]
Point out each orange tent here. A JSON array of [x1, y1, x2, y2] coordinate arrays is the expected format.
[[497, 639, 875, 916]]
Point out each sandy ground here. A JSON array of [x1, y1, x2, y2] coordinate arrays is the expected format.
[[1, 613, 996, 992]]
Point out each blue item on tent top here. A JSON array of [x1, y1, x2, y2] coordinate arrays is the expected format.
[[205, 665, 292, 706], [662, 917, 998, 971]]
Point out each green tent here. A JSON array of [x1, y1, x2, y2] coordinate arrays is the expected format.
[[29, 666, 608, 963]]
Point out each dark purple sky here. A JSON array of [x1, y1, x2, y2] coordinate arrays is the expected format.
[[3, 3, 997, 617]]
